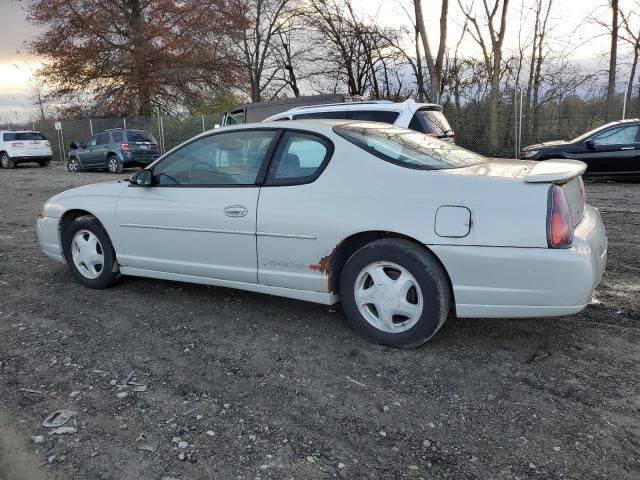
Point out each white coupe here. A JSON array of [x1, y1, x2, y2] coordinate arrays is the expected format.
[[37, 121, 607, 348]]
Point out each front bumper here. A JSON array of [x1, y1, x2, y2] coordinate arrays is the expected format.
[[36, 217, 65, 264], [430, 205, 607, 318]]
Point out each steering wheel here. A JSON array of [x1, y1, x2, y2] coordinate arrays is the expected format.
[[188, 161, 235, 184]]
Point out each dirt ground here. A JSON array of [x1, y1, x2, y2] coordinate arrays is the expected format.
[[0, 161, 638, 480]]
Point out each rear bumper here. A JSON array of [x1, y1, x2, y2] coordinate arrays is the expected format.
[[430, 205, 607, 318], [121, 152, 159, 166], [11, 155, 52, 163]]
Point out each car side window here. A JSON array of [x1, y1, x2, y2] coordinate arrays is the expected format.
[[593, 125, 640, 146], [112, 131, 123, 143], [348, 110, 400, 123], [267, 132, 331, 185], [293, 110, 349, 120], [96, 133, 110, 145], [87, 136, 98, 147], [151, 130, 277, 186]]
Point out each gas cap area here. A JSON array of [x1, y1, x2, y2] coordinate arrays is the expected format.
[[435, 206, 472, 238]]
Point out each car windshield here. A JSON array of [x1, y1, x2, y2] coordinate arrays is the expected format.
[[4, 132, 46, 141], [127, 130, 156, 143], [334, 123, 487, 170], [571, 122, 620, 143]]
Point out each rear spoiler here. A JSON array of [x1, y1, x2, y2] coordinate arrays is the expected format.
[[524, 159, 587, 184]]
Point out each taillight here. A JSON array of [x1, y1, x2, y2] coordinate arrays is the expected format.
[[547, 185, 573, 248], [121, 143, 129, 151], [11, 142, 24, 148], [578, 176, 587, 203]]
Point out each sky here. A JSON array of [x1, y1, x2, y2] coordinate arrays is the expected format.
[[0, 0, 625, 122]]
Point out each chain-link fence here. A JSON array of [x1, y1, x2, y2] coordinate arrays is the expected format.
[[0, 113, 224, 162], [444, 94, 640, 157], [2, 96, 638, 161]]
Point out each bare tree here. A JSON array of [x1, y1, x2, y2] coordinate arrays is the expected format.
[[617, 1, 640, 108], [606, 0, 619, 116], [413, 0, 448, 102], [523, 0, 553, 142], [232, 0, 298, 102], [459, 0, 511, 153]]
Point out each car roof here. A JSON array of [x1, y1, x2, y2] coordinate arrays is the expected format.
[[261, 99, 443, 122]]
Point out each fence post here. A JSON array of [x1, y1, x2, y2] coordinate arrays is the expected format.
[[201, 113, 205, 132], [123, 117, 127, 129], [89, 118, 94, 135], [59, 124, 66, 160], [514, 90, 518, 158], [518, 89, 524, 158], [622, 82, 628, 120]]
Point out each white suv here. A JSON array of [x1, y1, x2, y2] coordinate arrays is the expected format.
[[262, 99, 455, 142], [0, 130, 53, 169]]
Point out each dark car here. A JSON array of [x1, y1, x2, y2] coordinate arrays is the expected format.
[[521, 119, 640, 176], [68, 128, 160, 174]]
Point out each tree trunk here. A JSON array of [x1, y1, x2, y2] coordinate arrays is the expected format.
[[606, 0, 619, 120], [414, 27, 426, 102], [627, 41, 639, 109]]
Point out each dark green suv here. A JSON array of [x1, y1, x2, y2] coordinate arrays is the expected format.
[[67, 128, 160, 174]]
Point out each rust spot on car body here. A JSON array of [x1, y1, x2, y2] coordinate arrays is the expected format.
[[317, 247, 337, 292]]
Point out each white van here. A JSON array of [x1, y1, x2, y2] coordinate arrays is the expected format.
[[0, 130, 53, 168], [262, 99, 455, 143]]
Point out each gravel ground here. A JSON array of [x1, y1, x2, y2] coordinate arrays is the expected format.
[[0, 162, 638, 480]]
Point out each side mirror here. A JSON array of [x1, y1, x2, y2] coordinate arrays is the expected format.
[[130, 169, 152, 187], [585, 139, 595, 150], [70, 141, 80, 150]]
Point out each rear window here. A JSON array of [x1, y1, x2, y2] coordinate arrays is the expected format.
[[112, 131, 123, 143], [126, 130, 156, 143], [409, 109, 453, 137], [334, 123, 487, 170], [3, 132, 46, 141], [348, 110, 400, 123], [293, 110, 349, 120]]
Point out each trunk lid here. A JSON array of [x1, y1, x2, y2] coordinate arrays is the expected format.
[[448, 158, 586, 227]]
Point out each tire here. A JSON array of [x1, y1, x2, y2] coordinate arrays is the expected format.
[[39, 159, 50, 167], [107, 155, 123, 174], [67, 157, 81, 173], [1, 152, 15, 169], [339, 239, 451, 348], [61, 215, 120, 289]]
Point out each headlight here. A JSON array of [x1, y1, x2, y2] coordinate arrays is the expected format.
[[523, 150, 539, 158]]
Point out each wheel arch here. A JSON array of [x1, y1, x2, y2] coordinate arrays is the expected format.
[[58, 209, 110, 259], [324, 230, 455, 311]]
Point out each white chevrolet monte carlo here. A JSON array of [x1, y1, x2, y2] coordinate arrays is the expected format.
[[37, 121, 607, 348]]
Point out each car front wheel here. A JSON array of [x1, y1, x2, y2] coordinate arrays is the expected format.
[[67, 157, 80, 172], [61, 215, 120, 289], [340, 239, 451, 348]]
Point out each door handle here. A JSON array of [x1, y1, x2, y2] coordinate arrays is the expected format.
[[224, 205, 248, 217]]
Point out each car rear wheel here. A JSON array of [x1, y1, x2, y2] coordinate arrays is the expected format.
[[1, 153, 15, 169], [61, 215, 120, 289], [339, 239, 451, 348], [67, 157, 80, 172], [107, 155, 123, 174]]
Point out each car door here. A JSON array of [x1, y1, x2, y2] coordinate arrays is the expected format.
[[77, 135, 98, 166], [577, 124, 640, 173], [256, 130, 334, 292], [114, 129, 279, 283], [91, 132, 111, 167]]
